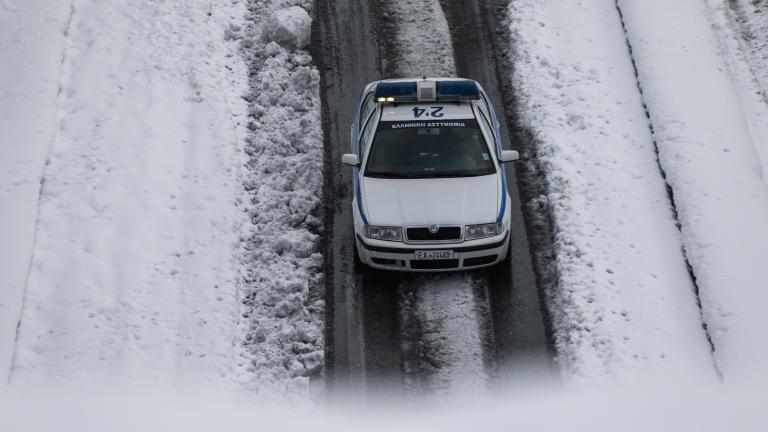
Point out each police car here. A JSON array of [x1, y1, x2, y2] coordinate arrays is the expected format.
[[342, 78, 519, 271]]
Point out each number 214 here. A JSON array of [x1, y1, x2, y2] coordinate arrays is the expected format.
[[412, 106, 444, 118]]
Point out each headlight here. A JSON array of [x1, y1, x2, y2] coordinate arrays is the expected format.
[[465, 223, 503, 240], [363, 225, 403, 241]]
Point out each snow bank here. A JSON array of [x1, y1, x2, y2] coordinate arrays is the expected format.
[[262, 6, 312, 51], [507, 0, 716, 382], [234, 0, 325, 397], [0, 0, 71, 380], [8, 0, 249, 391], [618, 0, 768, 385]]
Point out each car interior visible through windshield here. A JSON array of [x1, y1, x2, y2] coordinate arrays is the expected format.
[[364, 119, 496, 178]]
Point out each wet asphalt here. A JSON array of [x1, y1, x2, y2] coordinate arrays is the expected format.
[[313, 0, 552, 401]]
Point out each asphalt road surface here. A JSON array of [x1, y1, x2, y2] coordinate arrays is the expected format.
[[313, 0, 552, 400]]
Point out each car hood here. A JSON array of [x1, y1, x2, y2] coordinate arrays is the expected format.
[[361, 174, 499, 226]]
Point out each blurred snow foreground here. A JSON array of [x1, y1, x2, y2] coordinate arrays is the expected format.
[[0, 383, 764, 432]]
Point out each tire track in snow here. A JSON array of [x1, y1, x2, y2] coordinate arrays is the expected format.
[[373, 0, 493, 399], [439, 0, 553, 387], [314, 0, 388, 400], [613, 1, 721, 378], [399, 274, 494, 398]]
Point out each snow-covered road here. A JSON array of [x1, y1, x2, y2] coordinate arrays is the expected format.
[[3, 0, 249, 390], [0, 0, 72, 381], [2, 0, 767, 410], [507, 0, 717, 382], [618, 0, 768, 385]]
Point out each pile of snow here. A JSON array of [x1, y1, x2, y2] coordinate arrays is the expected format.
[[506, 0, 716, 382], [233, 0, 324, 397], [262, 6, 312, 51], [617, 0, 768, 386]]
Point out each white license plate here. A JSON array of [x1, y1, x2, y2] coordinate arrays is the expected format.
[[414, 250, 455, 260]]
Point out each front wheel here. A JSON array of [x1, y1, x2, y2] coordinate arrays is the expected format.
[[503, 236, 512, 262], [353, 238, 362, 266], [353, 238, 372, 272]]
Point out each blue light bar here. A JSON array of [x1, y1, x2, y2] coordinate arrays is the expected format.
[[373, 79, 481, 103], [374, 82, 418, 102], [436, 80, 480, 101]]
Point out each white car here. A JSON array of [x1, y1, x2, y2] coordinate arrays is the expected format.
[[342, 78, 519, 271]]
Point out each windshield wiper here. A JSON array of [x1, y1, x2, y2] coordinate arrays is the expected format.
[[425, 171, 495, 178], [364, 171, 416, 179]]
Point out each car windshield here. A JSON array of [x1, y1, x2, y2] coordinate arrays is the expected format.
[[364, 119, 496, 179]]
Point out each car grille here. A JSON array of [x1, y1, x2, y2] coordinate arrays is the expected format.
[[406, 226, 462, 242], [410, 259, 460, 270]]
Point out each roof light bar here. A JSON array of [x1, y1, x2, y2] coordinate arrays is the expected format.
[[435, 80, 480, 101], [373, 79, 481, 103], [374, 82, 418, 103]]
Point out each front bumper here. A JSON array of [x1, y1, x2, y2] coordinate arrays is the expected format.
[[355, 232, 509, 272]]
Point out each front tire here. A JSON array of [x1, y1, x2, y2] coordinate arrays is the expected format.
[[353, 238, 373, 273], [353, 238, 362, 266]]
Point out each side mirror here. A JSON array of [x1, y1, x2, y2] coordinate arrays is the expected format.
[[500, 150, 519, 163], [341, 154, 360, 166]]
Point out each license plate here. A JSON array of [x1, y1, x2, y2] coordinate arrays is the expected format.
[[414, 250, 455, 260]]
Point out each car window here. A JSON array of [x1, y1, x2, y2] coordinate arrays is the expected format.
[[475, 107, 497, 155], [359, 92, 376, 131], [359, 108, 377, 156], [364, 119, 496, 179], [477, 93, 493, 125]]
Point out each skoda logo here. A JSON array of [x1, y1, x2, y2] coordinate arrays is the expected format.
[[429, 224, 440, 234]]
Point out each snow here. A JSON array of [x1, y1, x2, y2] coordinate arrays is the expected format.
[[262, 6, 312, 51], [2, 0, 767, 409], [385, 0, 456, 78], [617, 0, 768, 385], [711, 0, 768, 177], [235, 0, 325, 396], [726, 0, 768, 107], [0, 0, 72, 381], [0, 0, 327, 399], [4, 0, 250, 390], [399, 275, 491, 398], [0, 383, 764, 431], [506, 0, 717, 382]]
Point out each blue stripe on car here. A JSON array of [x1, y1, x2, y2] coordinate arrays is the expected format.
[[479, 87, 507, 224]]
